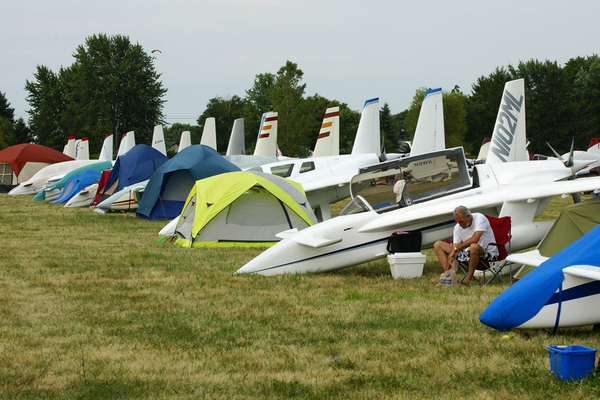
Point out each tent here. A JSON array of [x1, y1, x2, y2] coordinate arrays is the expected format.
[[510, 196, 600, 278], [136, 145, 241, 220], [173, 171, 318, 247], [49, 169, 102, 204], [92, 144, 168, 206], [0, 144, 73, 192]]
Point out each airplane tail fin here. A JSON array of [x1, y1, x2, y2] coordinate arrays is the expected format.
[[152, 125, 167, 156], [117, 133, 128, 157], [98, 134, 114, 161], [226, 118, 245, 156], [64, 136, 76, 158], [486, 79, 527, 164], [351, 98, 380, 156], [254, 112, 278, 156], [123, 131, 136, 155], [410, 88, 445, 156], [76, 137, 90, 160], [312, 107, 340, 157], [179, 131, 191, 153], [200, 117, 217, 150]]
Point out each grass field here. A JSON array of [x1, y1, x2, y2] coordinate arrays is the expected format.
[[1, 193, 599, 399]]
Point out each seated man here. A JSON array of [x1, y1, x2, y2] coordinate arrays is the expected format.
[[433, 205, 498, 284]]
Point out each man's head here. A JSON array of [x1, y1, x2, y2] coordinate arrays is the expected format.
[[454, 205, 472, 229]]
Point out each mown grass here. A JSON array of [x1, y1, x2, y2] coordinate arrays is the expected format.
[[1, 193, 599, 399]]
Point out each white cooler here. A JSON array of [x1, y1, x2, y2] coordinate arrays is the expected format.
[[387, 252, 427, 279]]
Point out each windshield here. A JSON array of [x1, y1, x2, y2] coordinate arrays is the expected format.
[[349, 148, 471, 214], [339, 195, 373, 216]]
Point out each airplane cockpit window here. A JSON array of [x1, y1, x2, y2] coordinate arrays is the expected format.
[[348, 148, 472, 214], [269, 164, 294, 178], [299, 161, 315, 174], [339, 195, 373, 216]]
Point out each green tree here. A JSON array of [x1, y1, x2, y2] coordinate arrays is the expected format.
[[0, 92, 15, 123], [380, 103, 396, 152], [66, 34, 167, 153], [164, 123, 202, 148], [197, 95, 245, 153], [509, 59, 571, 155], [464, 67, 512, 155], [0, 118, 11, 149], [443, 88, 468, 150], [571, 55, 600, 149], [12, 118, 33, 146], [24, 65, 67, 149], [244, 72, 276, 151], [338, 105, 361, 154], [269, 61, 308, 156]]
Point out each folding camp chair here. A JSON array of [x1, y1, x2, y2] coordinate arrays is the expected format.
[[457, 215, 512, 285]]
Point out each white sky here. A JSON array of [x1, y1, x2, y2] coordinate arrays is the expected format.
[[2, 0, 598, 126]]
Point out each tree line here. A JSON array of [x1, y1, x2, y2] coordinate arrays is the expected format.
[[1, 33, 599, 158]]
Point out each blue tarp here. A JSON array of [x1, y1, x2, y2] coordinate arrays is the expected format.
[[479, 223, 600, 331], [32, 161, 113, 201], [49, 170, 102, 204], [104, 145, 168, 193], [136, 145, 240, 220]]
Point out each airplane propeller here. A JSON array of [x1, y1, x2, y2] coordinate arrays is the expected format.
[[546, 137, 575, 168], [547, 137, 583, 203]]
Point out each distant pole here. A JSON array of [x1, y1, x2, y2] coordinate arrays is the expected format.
[[114, 124, 118, 159]]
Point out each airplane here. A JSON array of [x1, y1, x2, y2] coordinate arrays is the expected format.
[[236, 78, 600, 276], [8, 133, 115, 196]]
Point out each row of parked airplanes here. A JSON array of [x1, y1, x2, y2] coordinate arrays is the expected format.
[[9, 78, 600, 331]]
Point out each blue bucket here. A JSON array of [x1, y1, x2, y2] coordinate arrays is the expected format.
[[547, 345, 597, 381]]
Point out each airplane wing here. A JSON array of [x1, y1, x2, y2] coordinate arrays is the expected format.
[[562, 265, 600, 280]]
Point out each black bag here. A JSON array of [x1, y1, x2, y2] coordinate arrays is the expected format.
[[386, 230, 422, 254]]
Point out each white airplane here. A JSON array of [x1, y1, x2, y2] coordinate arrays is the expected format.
[[64, 182, 100, 208], [9, 133, 115, 196], [250, 98, 383, 221], [236, 79, 600, 276]]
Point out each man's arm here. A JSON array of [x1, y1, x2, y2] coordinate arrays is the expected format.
[[453, 231, 483, 252]]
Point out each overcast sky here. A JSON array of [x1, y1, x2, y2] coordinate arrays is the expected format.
[[2, 1, 598, 127]]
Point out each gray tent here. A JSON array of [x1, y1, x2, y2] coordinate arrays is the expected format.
[[511, 196, 600, 278]]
